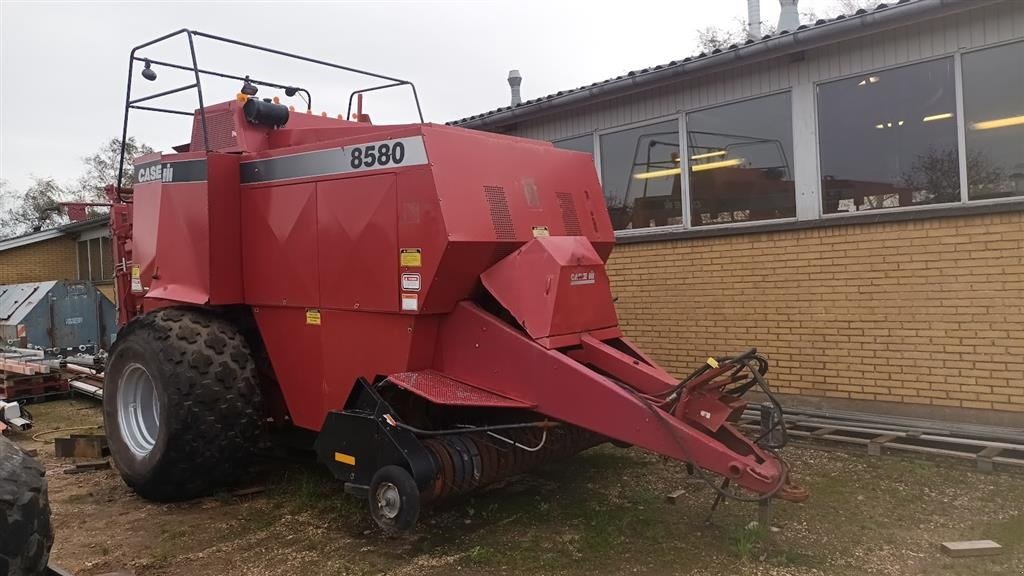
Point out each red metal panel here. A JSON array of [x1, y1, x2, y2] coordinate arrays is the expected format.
[[317, 173, 398, 312], [423, 124, 614, 255], [319, 310, 438, 415], [253, 306, 325, 430], [388, 370, 534, 408], [480, 237, 619, 344], [206, 153, 243, 304], [141, 179, 211, 304], [242, 182, 320, 307]]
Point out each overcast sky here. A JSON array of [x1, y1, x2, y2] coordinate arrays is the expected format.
[[0, 0, 837, 192]]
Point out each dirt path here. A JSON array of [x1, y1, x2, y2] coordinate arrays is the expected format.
[[12, 398, 1024, 576]]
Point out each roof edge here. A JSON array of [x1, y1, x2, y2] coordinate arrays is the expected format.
[[0, 215, 108, 252], [450, 0, 995, 129]]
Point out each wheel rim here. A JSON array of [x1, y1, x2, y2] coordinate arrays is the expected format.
[[117, 363, 160, 457], [375, 481, 401, 520]]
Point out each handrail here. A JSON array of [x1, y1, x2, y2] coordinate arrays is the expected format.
[[116, 29, 424, 197]]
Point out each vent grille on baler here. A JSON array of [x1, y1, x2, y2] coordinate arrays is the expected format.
[[557, 191, 583, 236], [190, 109, 237, 151], [484, 186, 516, 240]]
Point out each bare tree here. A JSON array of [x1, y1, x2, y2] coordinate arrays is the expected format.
[[0, 137, 153, 239], [802, 0, 880, 22]]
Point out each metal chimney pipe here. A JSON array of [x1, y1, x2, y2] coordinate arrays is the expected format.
[[508, 70, 522, 106], [778, 0, 800, 32], [747, 0, 761, 40]]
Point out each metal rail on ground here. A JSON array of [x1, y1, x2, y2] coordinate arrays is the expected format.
[[738, 407, 1024, 473]]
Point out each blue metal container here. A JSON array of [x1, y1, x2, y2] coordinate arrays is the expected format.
[[0, 281, 117, 350]]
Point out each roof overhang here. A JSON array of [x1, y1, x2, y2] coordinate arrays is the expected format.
[[450, 0, 1000, 130], [0, 216, 109, 252]]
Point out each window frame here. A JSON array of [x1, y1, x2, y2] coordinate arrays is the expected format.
[[557, 42, 1024, 242], [594, 114, 685, 236], [813, 54, 964, 220], [682, 89, 799, 230], [957, 38, 1024, 206], [75, 230, 114, 283]]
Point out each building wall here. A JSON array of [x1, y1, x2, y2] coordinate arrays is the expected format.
[[511, 1, 1024, 142], [0, 237, 79, 285], [607, 211, 1024, 414], [0, 233, 116, 302], [477, 1, 1024, 417]]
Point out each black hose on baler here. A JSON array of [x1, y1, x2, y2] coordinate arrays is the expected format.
[[613, 352, 792, 503]]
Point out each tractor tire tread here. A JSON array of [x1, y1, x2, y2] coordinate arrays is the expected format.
[[107, 307, 263, 501], [0, 435, 53, 576]]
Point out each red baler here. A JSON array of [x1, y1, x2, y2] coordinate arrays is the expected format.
[[103, 30, 806, 532]]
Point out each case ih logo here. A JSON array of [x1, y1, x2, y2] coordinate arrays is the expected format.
[[137, 163, 173, 183], [569, 270, 596, 286]]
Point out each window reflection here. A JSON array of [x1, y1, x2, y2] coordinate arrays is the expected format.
[[963, 41, 1024, 200], [599, 120, 681, 230], [818, 58, 960, 213], [686, 92, 796, 226]]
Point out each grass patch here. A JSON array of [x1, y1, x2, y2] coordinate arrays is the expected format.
[[987, 514, 1024, 551], [728, 523, 768, 561]]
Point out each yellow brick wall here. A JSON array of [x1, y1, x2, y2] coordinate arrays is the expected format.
[[607, 211, 1024, 413], [0, 237, 79, 284]]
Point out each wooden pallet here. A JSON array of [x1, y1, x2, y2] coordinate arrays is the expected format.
[[737, 416, 1024, 472], [0, 373, 68, 401], [0, 357, 50, 375]]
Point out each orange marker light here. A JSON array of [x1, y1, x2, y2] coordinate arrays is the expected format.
[[236, 93, 248, 102], [272, 96, 280, 104]]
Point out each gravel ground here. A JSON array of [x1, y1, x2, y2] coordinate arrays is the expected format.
[[9, 398, 1023, 576]]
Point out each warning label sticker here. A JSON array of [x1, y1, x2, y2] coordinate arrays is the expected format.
[[401, 273, 421, 292], [531, 226, 550, 238], [305, 309, 322, 325], [130, 265, 143, 293], [400, 248, 422, 267], [401, 293, 419, 312]]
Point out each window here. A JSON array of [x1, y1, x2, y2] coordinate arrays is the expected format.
[[554, 134, 595, 155], [77, 236, 114, 282], [686, 93, 796, 226], [818, 58, 959, 214], [962, 41, 1024, 201], [599, 119, 681, 230]]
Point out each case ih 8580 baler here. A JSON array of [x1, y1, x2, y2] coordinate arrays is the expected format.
[[104, 30, 807, 532]]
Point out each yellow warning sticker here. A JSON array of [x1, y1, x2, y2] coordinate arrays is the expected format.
[[400, 248, 422, 267], [306, 309, 322, 325], [130, 265, 143, 293], [706, 357, 720, 369], [334, 452, 356, 466], [531, 226, 550, 238]]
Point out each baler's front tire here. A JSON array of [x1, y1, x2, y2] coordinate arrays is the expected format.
[[369, 465, 420, 535], [103, 308, 263, 501], [0, 435, 54, 576]]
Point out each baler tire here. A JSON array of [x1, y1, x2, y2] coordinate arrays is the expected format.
[[103, 308, 263, 502], [0, 435, 54, 576], [369, 465, 420, 535]]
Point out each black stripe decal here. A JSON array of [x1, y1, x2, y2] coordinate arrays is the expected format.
[[134, 159, 207, 184], [241, 148, 346, 184]]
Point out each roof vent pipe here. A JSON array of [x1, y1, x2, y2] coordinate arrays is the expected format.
[[508, 70, 522, 106], [747, 0, 761, 40], [778, 0, 800, 32]]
